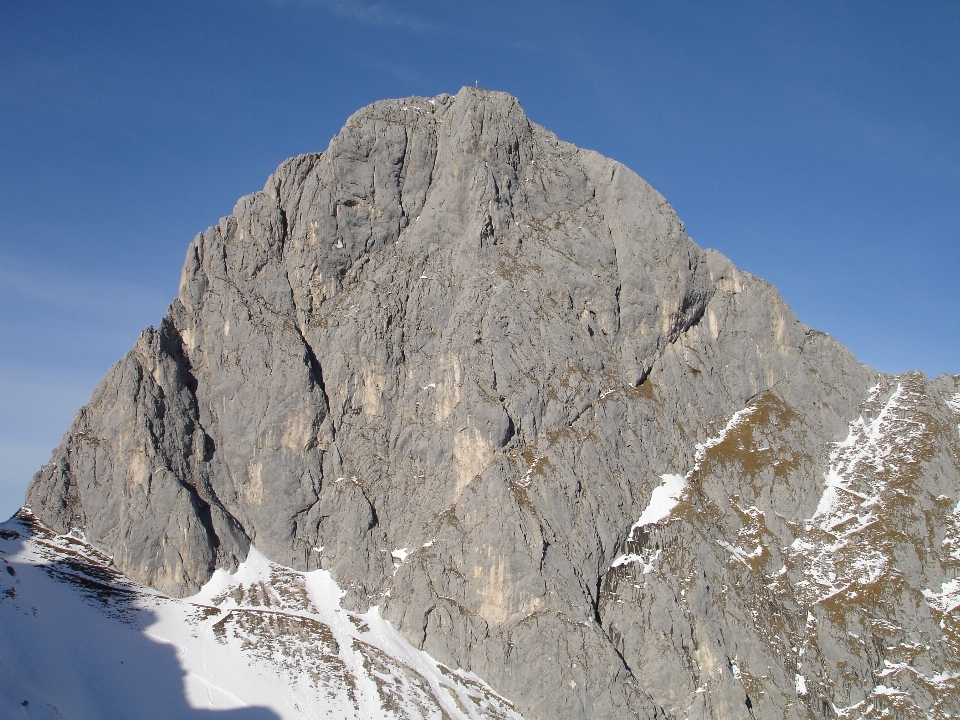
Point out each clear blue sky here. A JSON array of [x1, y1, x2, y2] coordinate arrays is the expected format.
[[2, 0, 958, 519]]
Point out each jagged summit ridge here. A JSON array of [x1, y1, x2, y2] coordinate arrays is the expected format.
[[24, 88, 960, 719]]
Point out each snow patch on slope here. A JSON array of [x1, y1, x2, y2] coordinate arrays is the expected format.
[[611, 405, 758, 569], [610, 549, 660, 572], [948, 392, 960, 439], [783, 376, 960, 714], [924, 579, 960, 617], [631, 474, 686, 529]]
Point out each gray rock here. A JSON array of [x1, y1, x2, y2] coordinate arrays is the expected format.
[[26, 87, 959, 719]]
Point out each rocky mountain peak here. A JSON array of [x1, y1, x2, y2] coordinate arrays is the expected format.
[[22, 90, 959, 719]]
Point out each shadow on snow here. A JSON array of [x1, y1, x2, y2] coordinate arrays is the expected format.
[[0, 512, 280, 720]]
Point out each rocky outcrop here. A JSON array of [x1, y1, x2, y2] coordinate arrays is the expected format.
[[26, 88, 959, 719]]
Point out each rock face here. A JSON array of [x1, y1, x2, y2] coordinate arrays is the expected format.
[[26, 88, 960, 719]]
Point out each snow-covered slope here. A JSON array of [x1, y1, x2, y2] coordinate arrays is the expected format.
[[0, 510, 522, 719]]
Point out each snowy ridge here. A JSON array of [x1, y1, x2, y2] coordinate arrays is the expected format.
[[946, 392, 960, 415], [809, 383, 907, 526], [594, 368, 958, 717], [693, 405, 758, 467], [833, 667, 960, 720], [0, 510, 523, 720], [780, 375, 960, 718], [787, 382, 917, 604], [607, 374, 959, 718], [948, 392, 960, 440]]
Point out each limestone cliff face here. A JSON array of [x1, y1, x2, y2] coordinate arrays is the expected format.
[[26, 88, 960, 719]]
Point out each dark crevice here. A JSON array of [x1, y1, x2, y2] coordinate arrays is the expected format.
[[592, 574, 603, 626], [292, 323, 333, 425], [202, 433, 216, 462], [276, 206, 288, 262], [154, 318, 250, 561], [502, 409, 516, 447]]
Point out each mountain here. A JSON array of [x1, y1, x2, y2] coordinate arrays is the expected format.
[[18, 88, 960, 719]]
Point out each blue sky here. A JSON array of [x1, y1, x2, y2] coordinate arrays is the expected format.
[[1, 0, 958, 519]]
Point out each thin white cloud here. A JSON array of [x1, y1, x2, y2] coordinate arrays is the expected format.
[[268, 0, 441, 33], [321, 0, 439, 32], [0, 256, 170, 325]]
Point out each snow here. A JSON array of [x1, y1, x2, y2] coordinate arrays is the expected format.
[[948, 392, 960, 438], [631, 474, 686, 529], [928, 670, 960, 686], [810, 384, 906, 524], [391, 547, 411, 563], [609, 403, 769, 574], [610, 549, 660, 573], [777, 377, 960, 714], [716, 540, 763, 566], [876, 660, 960, 688], [787, 382, 922, 603], [516, 454, 543, 487], [795, 674, 807, 695], [192, 546, 274, 603], [923, 578, 960, 615], [0, 511, 524, 720]]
